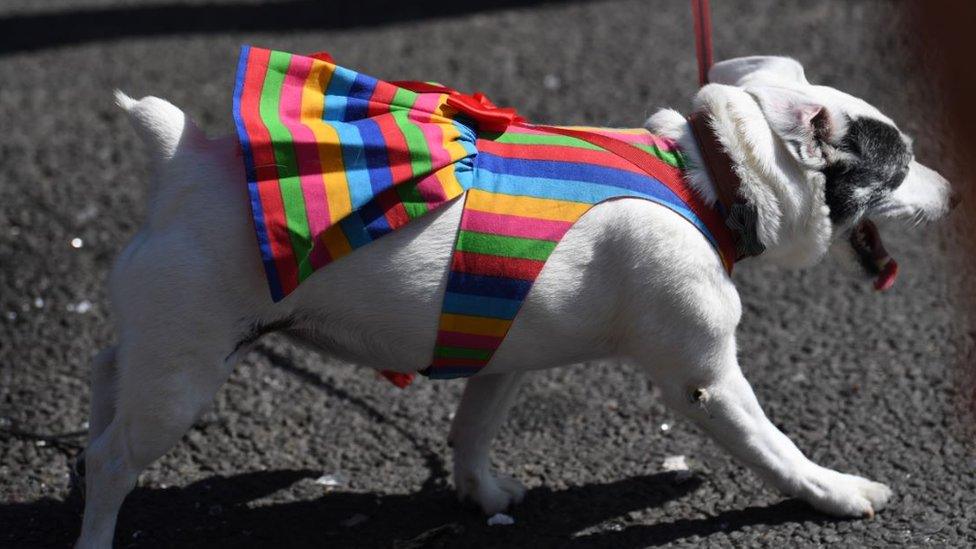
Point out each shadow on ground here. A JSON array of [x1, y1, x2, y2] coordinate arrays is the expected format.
[[0, 0, 602, 55], [2, 469, 837, 548]]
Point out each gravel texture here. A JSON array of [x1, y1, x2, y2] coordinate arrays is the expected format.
[[1, 1, 974, 547]]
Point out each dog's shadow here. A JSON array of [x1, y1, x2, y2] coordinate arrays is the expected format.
[[2, 468, 834, 548]]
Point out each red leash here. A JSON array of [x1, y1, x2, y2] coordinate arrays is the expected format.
[[691, 0, 714, 86]]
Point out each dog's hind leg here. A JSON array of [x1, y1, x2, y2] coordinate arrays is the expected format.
[[75, 341, 234, 549], [639, 335, 892, 518], [71, 347, 119, 496], [449, 372, 527, 514], [87, 347, 118, 445]]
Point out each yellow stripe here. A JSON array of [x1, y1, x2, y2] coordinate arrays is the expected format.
[[438, 116, 470, 166], [430, 95, 452, 118], [321, 224, 352, 260], [435, 164, 465, 199], [439, 314, 512, 337], [300, 61, 352, 225], [464, 188, 589, 222]]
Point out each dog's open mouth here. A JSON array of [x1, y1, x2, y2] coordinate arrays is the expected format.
[[850, 218, 898, 291]]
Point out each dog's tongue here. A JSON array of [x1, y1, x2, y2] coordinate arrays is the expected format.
[[850, 218, 898, 291]]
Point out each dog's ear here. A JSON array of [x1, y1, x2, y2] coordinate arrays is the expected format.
[[747, 86, 833, 170], [708, 56, 809, 88]]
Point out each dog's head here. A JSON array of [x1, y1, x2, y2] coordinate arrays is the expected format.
[[691, 56, 954, 283]]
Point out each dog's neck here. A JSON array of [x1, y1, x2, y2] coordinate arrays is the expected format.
[[646, 87, 834, 268]]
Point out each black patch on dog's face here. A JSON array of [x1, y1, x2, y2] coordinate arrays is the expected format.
[[821, 116, 912, 225]]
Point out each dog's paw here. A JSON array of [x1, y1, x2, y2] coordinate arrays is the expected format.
[[455, 469, 526, 515], [800, 467, 892, 518]]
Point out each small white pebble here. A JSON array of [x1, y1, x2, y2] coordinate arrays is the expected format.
[[33, 297, 44, 308], [70, 237, 84, 248], [487, 513, 515, 526], [660, 423, 670, 432], [4, 311, 16, 321], [662, 454, 693, 482], [75, 300, 92, 314], [314, 473, 346, 488], [662, 455, 688, 472], [35, 440, 47, 447]]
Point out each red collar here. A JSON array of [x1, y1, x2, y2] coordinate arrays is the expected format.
[[687, 111, 765, 261]]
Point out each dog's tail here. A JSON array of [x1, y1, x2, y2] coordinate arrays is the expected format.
[[114, 90, 205, 162]]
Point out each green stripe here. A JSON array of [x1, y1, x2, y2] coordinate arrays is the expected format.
[[455, 230, 557, 261], [397, 179, 428, 219], [391, 90, 433, 177], [260, 51, 313, 280], [434, 346, 491, 360], [634, 144, 686, 169], [494, 131, 602, 150]]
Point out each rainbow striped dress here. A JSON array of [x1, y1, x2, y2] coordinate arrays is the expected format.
[[233, 46, 734, 379]]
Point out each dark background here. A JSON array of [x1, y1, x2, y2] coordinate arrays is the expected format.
[[1, 0, 973, 547]]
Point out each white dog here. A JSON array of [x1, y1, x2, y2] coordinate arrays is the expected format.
[[74, 56, 954, 548]]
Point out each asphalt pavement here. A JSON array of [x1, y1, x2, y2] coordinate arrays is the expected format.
[[1, 0, 974, 547]]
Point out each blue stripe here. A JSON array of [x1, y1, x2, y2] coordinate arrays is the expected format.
[[324, 65, 356, 121], [475, 152, 656, 193], [332, 122, 373, 209], [446, 272, 533, 300], [345, 72, 377, 121], [442, 292, 521, 319], [359, 197, 392, 240], [339, 213, 372, 249], [358, 118, 395, 195], [233, 46, 283, 302]]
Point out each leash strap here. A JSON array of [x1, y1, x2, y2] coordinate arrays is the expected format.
[[691, 0, 714, 86]]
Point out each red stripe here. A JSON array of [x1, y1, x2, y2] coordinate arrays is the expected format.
[[451, 251, 546, 281], [374, 185, 411, 230], [436, 330, 505, 350], [240, 48, 300, 294], [359, 81, 413, 229], [429, 357, 490, 368], [366, 80, 397, 117], [476, 138, 647, 175], [376, 113, 413, 182]]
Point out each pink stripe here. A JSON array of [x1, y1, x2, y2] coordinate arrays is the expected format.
[[437, 330, 504, 350], [461, 209, 573, 241], [647, 134, 680, 152], [579, 128, 650, 145], [409, 94, 453, 173], [414, 170, 449, 209], [279, 54, 331, 268]]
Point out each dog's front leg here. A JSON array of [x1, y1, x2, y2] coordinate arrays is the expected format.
[[448, 372, 527, 514], [649, 337, 892, 518]]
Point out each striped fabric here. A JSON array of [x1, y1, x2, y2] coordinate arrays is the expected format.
[[233, 46, 733, 379]]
